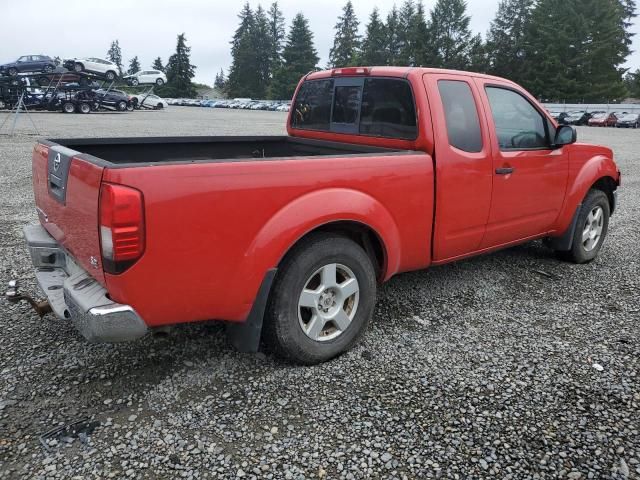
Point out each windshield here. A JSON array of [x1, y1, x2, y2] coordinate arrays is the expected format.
[[591, 113, 607, 119], [619, 114, 637, 120]]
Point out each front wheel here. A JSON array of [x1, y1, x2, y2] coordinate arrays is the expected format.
[[556, 189, 610, 264], [130, 78, 139, 86], [74, 62, 84, 73], [8, 67, 18, 76], [156, 78, 164, 86], [264, 234, 377, 364], [105, 71, 116, 81], [116, 100, 127, 111]]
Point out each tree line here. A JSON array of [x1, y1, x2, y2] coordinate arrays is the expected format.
[[106, 34, 198, 98], [225, 0, 638, 103]]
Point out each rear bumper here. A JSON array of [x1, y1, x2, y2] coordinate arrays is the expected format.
[[23, 223, 148, 342]]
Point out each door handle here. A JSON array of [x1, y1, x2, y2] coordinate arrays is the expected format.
[[495, 167, 514, 175]]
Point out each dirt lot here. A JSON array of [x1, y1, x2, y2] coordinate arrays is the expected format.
[[0, 108, 638, 479]]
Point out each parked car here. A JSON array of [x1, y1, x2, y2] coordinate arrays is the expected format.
[[124, 70, 167, 86], [0, 55, 56, 76], [615, 112, 640, 128], [63, 58, 119, 81], [588, 112, 618, 127], [563, 111, 592, 126], [130, 93, 168, 109], [13, 66, 621, 365]]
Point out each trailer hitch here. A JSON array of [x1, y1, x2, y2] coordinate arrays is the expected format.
[[5, 280, 52, 317]]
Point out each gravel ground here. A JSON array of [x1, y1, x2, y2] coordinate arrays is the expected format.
[[0, 108, 638, 479]]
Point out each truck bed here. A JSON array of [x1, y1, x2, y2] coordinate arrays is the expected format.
[[50, 136, 408, 166]]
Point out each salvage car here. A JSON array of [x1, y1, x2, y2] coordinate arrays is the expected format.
[[588, 112, 617, 127], [615, 113, 639, 128], [563, 111, 592, 126], [10, 67, 621, 364], [63, 57, 119, 81], [124, 70, 167, 86], [0, 55, 56, 76]]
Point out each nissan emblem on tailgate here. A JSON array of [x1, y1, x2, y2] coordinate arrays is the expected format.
[[53, 153, 61, 172]]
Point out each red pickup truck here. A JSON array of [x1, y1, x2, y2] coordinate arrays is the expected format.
[[10, 67, 620, 364]]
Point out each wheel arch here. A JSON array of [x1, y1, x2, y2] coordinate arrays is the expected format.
[[590, 176, 618, 214]]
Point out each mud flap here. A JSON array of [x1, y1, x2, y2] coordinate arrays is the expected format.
[[547, 203, 582, 251], [225, 268, 277, 353]]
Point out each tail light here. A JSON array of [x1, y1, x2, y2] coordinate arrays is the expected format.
[[99, 183, 145, 274]]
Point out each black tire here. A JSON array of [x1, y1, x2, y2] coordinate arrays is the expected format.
[[62, 101, 75, 114], [37, 76, 49, 87], [556, 189, 610, 264], [116, 100, 127, 112], [43, 64, 54, 73], [156, 78, 164, 86], [126, 102, 134, 112], [105, 71, 116, 81], [156, 103, 163, 109], [74, 62, 84, 73], [131, 78, 139, 86], [263, 233, 377, 364], [77, 102, 91, 114], [8, 67, 18, 76]]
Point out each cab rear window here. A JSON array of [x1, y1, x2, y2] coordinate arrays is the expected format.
[[291, 77, 417, 140]]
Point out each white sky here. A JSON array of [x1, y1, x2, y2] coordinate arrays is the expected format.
[[1, 0, 639, 85]]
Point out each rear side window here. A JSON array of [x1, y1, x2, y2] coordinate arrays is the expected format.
[[291, 79, 334, 131], [360, 79, 417, 139], [438, 80, 483, 153]]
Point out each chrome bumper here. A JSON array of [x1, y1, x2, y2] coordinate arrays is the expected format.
[[21, 224, 148, 342]]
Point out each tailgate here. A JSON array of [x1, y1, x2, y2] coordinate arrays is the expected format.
[[32, 142, 106, 286]]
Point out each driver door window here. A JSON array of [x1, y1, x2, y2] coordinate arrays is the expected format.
[[485, 87, 549, 150]]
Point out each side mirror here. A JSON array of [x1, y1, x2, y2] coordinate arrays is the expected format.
[[554, 125, 576, 147]]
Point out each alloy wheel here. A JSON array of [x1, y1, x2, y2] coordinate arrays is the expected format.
[[582, 206, 604, 252]]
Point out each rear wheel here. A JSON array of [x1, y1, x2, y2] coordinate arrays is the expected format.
[[43, 64, 54, 73], [116, 100, 127, 112], [74, 62, 84, 73], [8, 67, 18, 76], [131, 78, 139, 86], [156, 103, 163, 109], [62, 101, 75, 114], [556, 189, 610, 264], [105, 70, 116, 81], [126, 102, 134, 112], [77, 102, 91, 114], [156, 78, 164, 86], [264, 234, 376, 364]]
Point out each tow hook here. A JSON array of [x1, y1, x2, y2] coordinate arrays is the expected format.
[[5, 280, 52, 317]]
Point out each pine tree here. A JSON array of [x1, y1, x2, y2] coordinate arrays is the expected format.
[[163, 33, 197, 98], [360, 8, 388, 65], [152, 57, 165, 72], [624, 68, 640, 97], [409, 1, 431, 66], [268, 2, 286, 72], [106, 40, 123, 75], [385, 6, 402, 64], [128, 56, 141, 75], [270, 13, 319, 100], [525, 0, 629, 102], [485, 0, 534, 84], [214, 69, 226, 90], [328, 1, 360, 67], [253, 5, 272, 98], [226, 3, 256, 97], [468, 34, 488, 72], [397, 0, 416, 65], [428, 0, 474, 69]]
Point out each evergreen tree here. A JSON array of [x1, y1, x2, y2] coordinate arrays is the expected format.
[[409, 1, 431, 66], [270, 13, 319, 99], [253, 5, 272, 98], [163, 33, 197, 98], [227, 3, 261, 97], [624, 68, 640, 97], [268, 2, 286, 72], [106, 40, 123, 75], [428, 0, 474, 69], [397, 0, 416, 65], [525, 0, 629, 102], [468, 34, 489, 72], [328, 1, 361, 67], [128, 56, 141, 75], [385, 5, 402, 64], [485, 0, 533, 84], [214, 69, 226, 90], [360, 8, 388, 65], [152, 57, 165, 72]]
